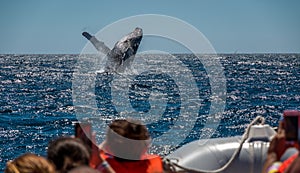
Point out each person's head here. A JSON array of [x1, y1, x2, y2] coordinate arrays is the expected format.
[[47, 137, 91, 173], [68, 166, 100, 173], [5, 153, 55, 173], [103, 119, 151, 160]]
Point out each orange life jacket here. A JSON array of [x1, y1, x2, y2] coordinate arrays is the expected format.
[[278, 153, 298, 173], [105, 154, 163, 173]]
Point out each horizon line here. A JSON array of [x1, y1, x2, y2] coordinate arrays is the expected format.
[[1, 52, 300, 55]]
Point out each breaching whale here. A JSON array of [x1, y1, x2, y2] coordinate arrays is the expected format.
[[82, 27, 143, 73]]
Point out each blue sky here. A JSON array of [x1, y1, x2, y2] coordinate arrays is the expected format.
[[0, 0, 299, 54]]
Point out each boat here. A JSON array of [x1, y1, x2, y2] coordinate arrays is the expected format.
[[164, 116, 298, 173]]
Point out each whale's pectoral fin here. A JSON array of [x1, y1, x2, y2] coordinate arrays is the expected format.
[[82, 32, 92, 40], [82, 32, 111, 55]]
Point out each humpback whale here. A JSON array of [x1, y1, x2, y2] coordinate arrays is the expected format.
[[82, 27, 143, 73]]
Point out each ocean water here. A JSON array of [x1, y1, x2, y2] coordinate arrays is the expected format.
[[0, 54, 300, 170]]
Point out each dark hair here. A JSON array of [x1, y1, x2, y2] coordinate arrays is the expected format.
[[47, 137, 91, 173], [68, 166, 100, 173], [105, 119, 151, 160], [108, 119, 150, 140]]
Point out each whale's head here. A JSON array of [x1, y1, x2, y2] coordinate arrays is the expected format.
[[116, 27, 143, 55], [106, 27, 143, 72]]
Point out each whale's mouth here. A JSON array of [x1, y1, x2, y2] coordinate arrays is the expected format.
[[119, 27, 143, 48], [133, 27, 143, 37], [122, 27, 143, 53], [127, 27, 143, 39]]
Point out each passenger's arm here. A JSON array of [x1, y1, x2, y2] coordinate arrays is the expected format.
[[89, 133, 115, 173], [262, 122, 287, 173]]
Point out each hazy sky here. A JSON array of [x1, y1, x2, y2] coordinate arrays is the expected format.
[[1, 0, 299, 54]]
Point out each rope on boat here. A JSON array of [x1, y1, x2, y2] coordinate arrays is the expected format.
[[163, 116, 266, 173]]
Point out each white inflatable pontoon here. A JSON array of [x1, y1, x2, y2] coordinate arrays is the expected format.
[[164, 117, 298, 173]]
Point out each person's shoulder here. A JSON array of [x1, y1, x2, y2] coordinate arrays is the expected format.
[[278, 153, 299, 173], [68, 166, 100, 173], [142, 154, 162, 160]]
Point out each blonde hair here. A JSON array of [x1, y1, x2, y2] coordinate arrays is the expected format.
[[5, 153, 55, 173]]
